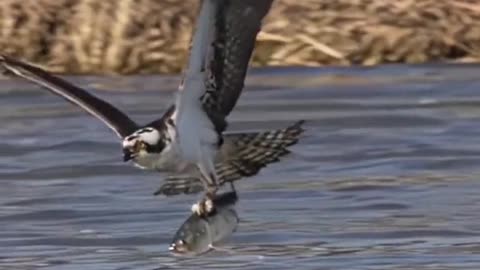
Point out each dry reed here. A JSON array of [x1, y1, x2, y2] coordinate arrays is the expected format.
[[0, 0, 479, 74]]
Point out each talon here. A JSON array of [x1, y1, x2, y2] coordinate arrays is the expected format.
[[191, 202, 201, 215], [204, 198, 214, 213], [191, 197, 216, 217]]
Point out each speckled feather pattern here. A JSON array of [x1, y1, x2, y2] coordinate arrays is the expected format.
[[156, 120, 305, 196], [201, 0, 274, 133]]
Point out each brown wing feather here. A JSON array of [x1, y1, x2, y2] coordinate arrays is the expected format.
[[202, 0, 274, 133]]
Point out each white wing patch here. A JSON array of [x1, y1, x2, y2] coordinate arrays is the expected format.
[[173, 0, 220, 187], [185, 0, 217, 77], [174, 73, 218, 176]]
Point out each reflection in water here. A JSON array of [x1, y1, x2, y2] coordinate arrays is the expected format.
[[3, 65, 480, 269]]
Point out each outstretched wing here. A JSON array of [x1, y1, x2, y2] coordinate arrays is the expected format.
[[172, 0, 273, 189], [178, 0, 273, 135], [0, 55, 139, 138], [202, 0, 274, 133]]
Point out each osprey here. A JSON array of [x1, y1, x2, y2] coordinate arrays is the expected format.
[[0, 0, 304, 215]]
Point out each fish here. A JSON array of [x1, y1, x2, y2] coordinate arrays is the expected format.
[[169, 184, 239, 255]]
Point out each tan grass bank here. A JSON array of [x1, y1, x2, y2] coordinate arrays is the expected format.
[[1, 0, 479, 74]]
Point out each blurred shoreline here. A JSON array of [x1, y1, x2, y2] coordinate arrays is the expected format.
[[1, 0, 479, 74]]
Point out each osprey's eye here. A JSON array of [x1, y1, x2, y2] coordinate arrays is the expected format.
[[134, 141, 146, 152]]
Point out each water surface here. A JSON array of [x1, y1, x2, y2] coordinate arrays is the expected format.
[[2, 64, 480, 269]]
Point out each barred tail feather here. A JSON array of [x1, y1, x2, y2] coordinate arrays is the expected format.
[[217, 120, 305, 183], [154, 120, 305, 196], [154, 176, 204, 196]]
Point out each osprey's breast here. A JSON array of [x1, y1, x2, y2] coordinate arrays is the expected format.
[[133, 152, 164, 170], [133, 143, 193, 173]]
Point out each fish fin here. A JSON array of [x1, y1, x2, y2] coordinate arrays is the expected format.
[[209, 244, 236, 254]]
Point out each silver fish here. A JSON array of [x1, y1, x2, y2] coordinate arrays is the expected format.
[[170, 187, 239, 255]]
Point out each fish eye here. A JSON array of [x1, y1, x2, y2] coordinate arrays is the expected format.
[[170, 239, 188, 253], [177, 239, 186, 246]]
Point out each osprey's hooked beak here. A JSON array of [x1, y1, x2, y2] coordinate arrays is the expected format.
[[123, 148, 133, 162]]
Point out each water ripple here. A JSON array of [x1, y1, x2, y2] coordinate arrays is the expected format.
[[3, 66, 480, 269]]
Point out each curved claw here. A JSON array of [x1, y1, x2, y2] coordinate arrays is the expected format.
[[192, 185, 239, 217], [192, 196, 216, 217]]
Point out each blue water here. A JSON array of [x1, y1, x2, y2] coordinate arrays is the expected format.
[[2, 65, 480, 269]]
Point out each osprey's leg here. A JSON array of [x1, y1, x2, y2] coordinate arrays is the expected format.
[[191, 186, 219, 217], [192, 167, 220, 216], [191, 195, 215, 217]]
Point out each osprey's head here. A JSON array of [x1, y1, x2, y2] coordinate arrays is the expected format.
[[122, 127, 163, 162]]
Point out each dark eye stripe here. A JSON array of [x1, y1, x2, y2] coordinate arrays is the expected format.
[[138, 128, 154, 134], [127, 136, 138, 141]]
